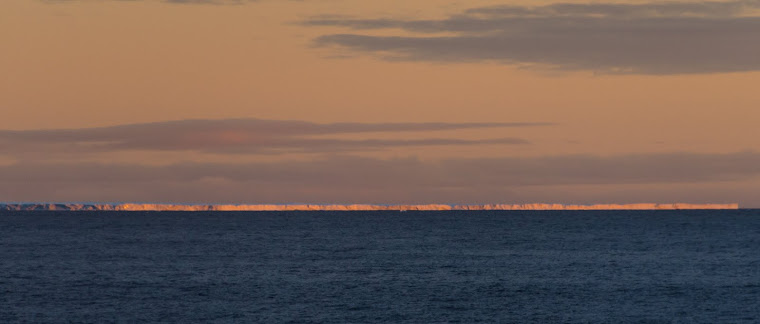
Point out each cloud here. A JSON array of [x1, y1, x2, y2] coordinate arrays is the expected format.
[[308, 0, 760, 74], [0, 118, 544, 156], [2, 152, 759, 205], [164, 0, 253, 4], [43, 0, 258, 4]]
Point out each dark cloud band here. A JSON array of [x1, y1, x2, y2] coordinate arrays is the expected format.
[[0, 118, 544, 155], [2, 152, 759, 204], [308, 1, 760, 74]]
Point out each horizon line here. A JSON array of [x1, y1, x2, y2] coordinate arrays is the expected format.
[[0, 202, 741, 211]]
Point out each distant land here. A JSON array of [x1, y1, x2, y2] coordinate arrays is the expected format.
[[0, 203, 740, 211]]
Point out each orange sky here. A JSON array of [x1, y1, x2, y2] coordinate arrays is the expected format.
[[1, 0, 759, 206]]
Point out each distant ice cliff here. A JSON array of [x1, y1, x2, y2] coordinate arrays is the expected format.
[[0, 203, 739, 211]]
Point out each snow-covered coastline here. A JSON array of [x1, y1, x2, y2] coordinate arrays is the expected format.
[[0, 203, 740, 211]]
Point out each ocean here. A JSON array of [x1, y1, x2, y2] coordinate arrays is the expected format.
[[1, 210, 758, 323]]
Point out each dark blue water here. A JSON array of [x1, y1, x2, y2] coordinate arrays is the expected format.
[[1, 210, 759, 323]]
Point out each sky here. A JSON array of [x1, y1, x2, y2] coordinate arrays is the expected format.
[[1, 0, 759, 206]]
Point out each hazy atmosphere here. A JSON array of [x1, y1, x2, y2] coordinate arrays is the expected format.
[[2, 0, 759, 206]]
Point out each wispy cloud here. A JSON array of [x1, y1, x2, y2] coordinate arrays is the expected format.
[[307, 0, 760, 74], [2, 152, 759, 204], [42, 0, 258, 5], [0, 118, 545, 156]]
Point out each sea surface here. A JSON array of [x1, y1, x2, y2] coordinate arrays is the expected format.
[[1, 210, 759, 323]]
